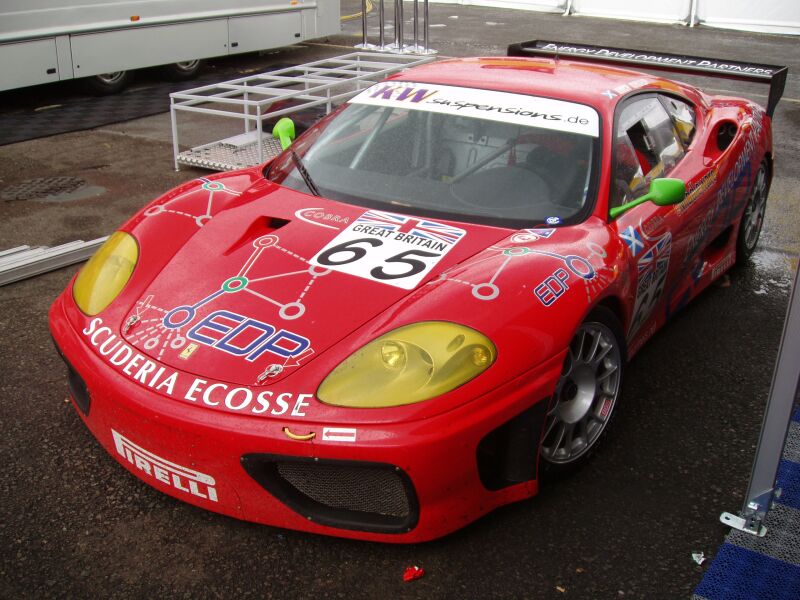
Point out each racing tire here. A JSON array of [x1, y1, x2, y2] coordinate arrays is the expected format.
[[735, 160, 770, 263], [83, 71, 131, 95], [540, 306, 625, 477], [159, 60, 204, 82]]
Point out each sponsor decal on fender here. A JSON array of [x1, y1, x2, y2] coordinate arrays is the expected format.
[[510, 228, 555, 244], [322, 427, 357, 443], [112, 429, 218, 502], [711, 253, 736, 279], [676, 168, 718, 215], [295, 208, 351, 230], [83, 317, 314, 418], [642, 215, 667, 237]]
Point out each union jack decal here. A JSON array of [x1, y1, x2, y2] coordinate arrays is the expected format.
[[355, 210, 408, 231], [629, 232, 672, 337], [638, 234, 671, 275], [356, 210, 465, 246]]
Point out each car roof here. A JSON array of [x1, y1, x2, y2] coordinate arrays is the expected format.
[[389, 57, 701, 116]]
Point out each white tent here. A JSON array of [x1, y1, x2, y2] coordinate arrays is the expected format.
[[429, 0, 800, 35]]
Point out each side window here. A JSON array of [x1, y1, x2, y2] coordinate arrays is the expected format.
[[661, 96, 696, 147], [610, 96, 686, 210]]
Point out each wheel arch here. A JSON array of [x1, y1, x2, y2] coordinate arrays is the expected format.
[[592, 296, 629, 362], [763, 151, 774, 187]]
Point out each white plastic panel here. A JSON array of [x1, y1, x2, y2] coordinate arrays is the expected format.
[[697, 0, 800, 35], [55, 35, 74, 80], [0, 38, 59, 91], [0, 0, 314, 42], [70, 20, 228, 78], [429, 1, 566, 11], [570, 0, 690, 22], [228, 12, 302, 54], [314, 0, 341, 37]]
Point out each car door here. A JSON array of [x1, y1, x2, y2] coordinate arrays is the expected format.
[[609, 93, 698, 349]]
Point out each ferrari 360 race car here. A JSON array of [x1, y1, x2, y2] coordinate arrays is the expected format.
[[50, 41, 787, 542]]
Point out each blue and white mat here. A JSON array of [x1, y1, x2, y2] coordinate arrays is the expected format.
[[694, 408, 800, 600]]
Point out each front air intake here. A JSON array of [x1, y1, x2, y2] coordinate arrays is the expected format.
[[241, 454, 419, 534]]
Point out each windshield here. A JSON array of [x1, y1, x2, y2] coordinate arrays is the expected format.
[[267, 82, 601, 228]]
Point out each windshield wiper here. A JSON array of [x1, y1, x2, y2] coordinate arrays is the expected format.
[[290, 150, 320, 197]]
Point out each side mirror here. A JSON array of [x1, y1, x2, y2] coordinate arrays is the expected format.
[[272, 117, 296, 151], [609, 178, 686, 219]]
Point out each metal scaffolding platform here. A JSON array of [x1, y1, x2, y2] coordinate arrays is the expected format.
[[170, 52, 437, 172], [0, 238, 108, 287]]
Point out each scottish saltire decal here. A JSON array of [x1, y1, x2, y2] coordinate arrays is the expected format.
[[620, 226, 645, 257], [629, 232, 672, 336], [349, 82, 600, 137], [310, 209, 466, 290]]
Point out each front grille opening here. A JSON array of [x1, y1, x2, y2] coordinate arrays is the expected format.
[[277, 461, 410, 517], [241, 455, 419, 534]]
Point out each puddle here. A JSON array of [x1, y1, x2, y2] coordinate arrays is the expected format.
[[749, 249, 796, 296]]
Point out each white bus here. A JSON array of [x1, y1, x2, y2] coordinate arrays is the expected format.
[[0, 0, 341, 93]]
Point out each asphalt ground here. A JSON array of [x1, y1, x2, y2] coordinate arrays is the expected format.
[[1, 3, 799, 598]]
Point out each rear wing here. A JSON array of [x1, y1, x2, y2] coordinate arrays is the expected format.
[[507, 40, 788, 117]]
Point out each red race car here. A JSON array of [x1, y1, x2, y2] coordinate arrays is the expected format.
[[50, 41, 786, 542]]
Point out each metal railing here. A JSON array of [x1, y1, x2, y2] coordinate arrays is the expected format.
[[169, 52, 436, 172], [355, 0, 436, 55]]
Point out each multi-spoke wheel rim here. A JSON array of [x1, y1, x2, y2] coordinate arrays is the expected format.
[[541, 322, 622, 465], [174, 60, 200, 72], [96, 71, 126, 85], [743, 165, 768, 252]]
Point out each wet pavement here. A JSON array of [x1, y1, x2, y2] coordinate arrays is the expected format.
[[1, 3, 799, 598]]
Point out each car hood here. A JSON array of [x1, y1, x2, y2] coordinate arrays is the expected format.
[[121, 180, 508, 386]]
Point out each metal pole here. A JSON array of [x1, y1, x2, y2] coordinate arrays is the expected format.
[[256, 105, 264, 164], [359, 0, 368, 46], [243, 82, 250, 134], [170, 100, 180, 171], [413, 0, 419, 51], [355, 0, 376, 50], [688, 0, 699, 27], [423, 0, 436, 55], [397, 0, 404, 52], [721, 259, 800, 536], [378, 0, 386, 49]]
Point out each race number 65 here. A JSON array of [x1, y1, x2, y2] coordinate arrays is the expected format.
[[315, 237, 440, 281]]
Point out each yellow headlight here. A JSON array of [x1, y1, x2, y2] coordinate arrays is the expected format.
[[73, 231, 139, 315], [317, 322, 496, 408]]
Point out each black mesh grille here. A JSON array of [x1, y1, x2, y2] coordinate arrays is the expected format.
[[276, 461, 410, 518], [241, 454, 419, 533]]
